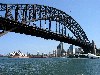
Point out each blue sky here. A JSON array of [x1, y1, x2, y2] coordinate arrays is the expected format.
[[0, 0, 100, 55]]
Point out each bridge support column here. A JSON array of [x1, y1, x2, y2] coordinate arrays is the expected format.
[[92, 40, 96, 55], [83, 40, 96, 55], [83, 48, 90, 54]]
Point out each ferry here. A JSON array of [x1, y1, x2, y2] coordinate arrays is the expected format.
[[88, 53, 100, 59], [75, 53, 100, 59]]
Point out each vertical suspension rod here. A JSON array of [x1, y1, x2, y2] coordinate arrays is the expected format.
[[49, 6, 51, 31], [39, 6, 41, 28], [45, 6, 47, 29], [64, 26, 66, 35], [25, 4, 28, 23], [5, 4, 8, 18], [49, 18, 51, 31], [59, 22, 60, 34], [58, 10, 60, 34], [62, 25, 63, 35], [56, 21, 57, 33], [15, 5, 19, 21], [33, 5, 36, 20]]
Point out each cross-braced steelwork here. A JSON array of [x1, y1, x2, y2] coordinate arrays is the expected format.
[[0, 3, 95, 54]]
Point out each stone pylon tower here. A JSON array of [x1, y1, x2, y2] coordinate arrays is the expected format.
[[92, 40, 96, 55]]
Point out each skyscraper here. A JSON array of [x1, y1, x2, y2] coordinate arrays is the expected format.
[[57, 42, 64, 57], [57, 43, 62, 57], [69, 45, 73, 54], [57, 42, 66, 57]]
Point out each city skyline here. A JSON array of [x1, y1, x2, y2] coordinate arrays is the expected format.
[[0, 0, 100, 55]]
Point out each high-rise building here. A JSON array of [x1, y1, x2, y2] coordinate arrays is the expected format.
[[53, 50, 57, 57], [69, 45, 73, 54], [57, 42, 63, 57], [57, 42, 67, 57], [57, 43, 62, 57]]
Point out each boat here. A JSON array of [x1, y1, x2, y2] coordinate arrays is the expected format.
[[88, 53, 100, 59], [75, 53, 100, 59]]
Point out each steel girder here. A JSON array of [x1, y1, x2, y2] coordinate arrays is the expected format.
[[0, 3, 89, 43]]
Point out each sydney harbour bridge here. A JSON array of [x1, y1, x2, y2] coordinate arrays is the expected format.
[[0, 3, 96, 54]]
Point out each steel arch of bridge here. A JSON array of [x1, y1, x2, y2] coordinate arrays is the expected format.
[[0, 3, 94, 53], [0, 3, 89, 42]]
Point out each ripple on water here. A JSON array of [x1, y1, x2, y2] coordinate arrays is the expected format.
[[0, 58, 100, 75]]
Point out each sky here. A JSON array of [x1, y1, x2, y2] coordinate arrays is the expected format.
[[0, 0, 100, 55]]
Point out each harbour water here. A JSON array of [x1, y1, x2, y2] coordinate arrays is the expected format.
[[0, 57, 100, 75]]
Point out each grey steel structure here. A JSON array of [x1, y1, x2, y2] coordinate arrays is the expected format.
[[0, 3, 95, 54]]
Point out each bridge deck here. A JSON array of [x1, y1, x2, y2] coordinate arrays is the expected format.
[[0, 17, 93, 53]]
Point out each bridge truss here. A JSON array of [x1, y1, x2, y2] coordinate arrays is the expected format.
[[0, 3, 95, 53]]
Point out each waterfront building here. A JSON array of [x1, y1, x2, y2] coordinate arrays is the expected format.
[[57, 42, 63, 57], [75, 48, 84, 54], [37, 51, 40, 55], [67, 49, 70, 55], [73, 49, 75, 54], [57, 42, 62, 57], [0, 54, 3, 57], [69, 45, 73, 54], [53, 50, 57, 57], [75, 48, 78, 54], [96, 48, 100, 56], [49, 52, 51, 57], [57, 42, 66, 57], [61, 49, 67, 56], [9, 50, 29, 58]]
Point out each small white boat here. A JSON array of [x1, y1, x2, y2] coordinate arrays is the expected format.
[[88, 53, 99, 59]]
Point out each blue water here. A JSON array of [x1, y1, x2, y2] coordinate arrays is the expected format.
[[0, 57, 100, 75]]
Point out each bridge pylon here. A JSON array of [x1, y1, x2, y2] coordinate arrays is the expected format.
[[83, 40, 96, 54], [92, 40, 96, 55]]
